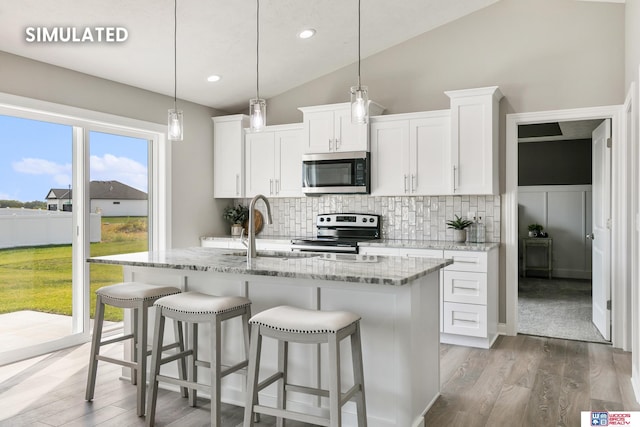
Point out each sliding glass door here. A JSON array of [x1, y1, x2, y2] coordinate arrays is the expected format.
[[0, 104, 163, 365]]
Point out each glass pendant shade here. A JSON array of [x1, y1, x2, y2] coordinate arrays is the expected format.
[[167, 108, 183, 141], [350, 85, 369, 124], [249, 98, 266, 132]]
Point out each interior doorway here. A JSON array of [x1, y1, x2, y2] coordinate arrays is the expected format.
[[516, 119, 608, 343], [504, 105, 626, 348]]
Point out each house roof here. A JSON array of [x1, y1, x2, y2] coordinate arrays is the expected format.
[[46, 181, 148, 201]]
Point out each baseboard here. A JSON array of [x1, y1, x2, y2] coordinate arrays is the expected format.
[[632, 366, 640, 406]]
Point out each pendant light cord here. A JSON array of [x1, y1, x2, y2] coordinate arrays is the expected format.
[[256, 0, 260, 100], [357, 0, 361, 89], [173, 0, 177, 109]]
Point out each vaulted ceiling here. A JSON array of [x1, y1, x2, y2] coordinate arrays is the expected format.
[[0, 0, 499, 112]]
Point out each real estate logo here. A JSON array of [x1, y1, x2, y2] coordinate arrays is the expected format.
[[25, 27, 128, 43], [591, 412, 608, 426]]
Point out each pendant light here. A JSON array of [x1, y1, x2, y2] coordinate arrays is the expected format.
[[249, 0, 266, 132], [350, 0, 368, 124], [167, 0, 183, 141]]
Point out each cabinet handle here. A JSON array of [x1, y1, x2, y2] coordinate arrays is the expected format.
[[270, 179, 273, 195], [404, 174, 408, 193], [411, 174, 416, 193], [276, 179, 280, 195], [336, 138, 341, 149], [452, 165, 458, 192], [328, 139, 332, 151], [235, 174, 240, 196]]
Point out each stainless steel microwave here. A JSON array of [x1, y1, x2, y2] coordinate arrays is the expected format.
[[302, 151, 370, 195]]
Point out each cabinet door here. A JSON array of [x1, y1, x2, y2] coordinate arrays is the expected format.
[[245, 131, 275, 198], [304, 110, 334, 153], [213, 117, 246, 198], [334, 107, 368, 152], [410, 115, 451, 195], [275, 128, 304, 197], [370, 119, 410, 196]]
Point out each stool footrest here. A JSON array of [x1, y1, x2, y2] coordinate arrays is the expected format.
[[154, 374, 211, 394], [99, 333, 134, 347], [285, 383, 329, 398], [256, 372, 284, 392], [96, 354, 136, 369], [340, 384, 362, 405], [160, 349, 192, 366], [253, 405, 330, 427]]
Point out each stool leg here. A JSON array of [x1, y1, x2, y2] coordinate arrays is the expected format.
[[136, 302, 148, 417], [132, 307, 139, 386], [351, 323, 367, 427], [328, 333, 342, 427], [276, 340, 288, 427], [243, 326, 262, 427], [173, 319, 188, 398], [210, 317, 222, 427], [146, 307, 166, 427], [85, 294, 105, 401], [188, 323, 198, 407]]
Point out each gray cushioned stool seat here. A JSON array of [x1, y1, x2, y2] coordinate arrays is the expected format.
[[250, 305, 361, 334], [155, 291, 251, 316]]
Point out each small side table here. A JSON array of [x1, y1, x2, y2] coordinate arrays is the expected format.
[[522, 238, 553, 279]]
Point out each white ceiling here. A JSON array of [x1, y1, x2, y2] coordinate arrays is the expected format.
[[0, 0, 498, 112]]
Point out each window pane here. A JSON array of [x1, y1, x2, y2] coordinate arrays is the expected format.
[[0, 115, 74, 353], [88, 131, 149, 323]]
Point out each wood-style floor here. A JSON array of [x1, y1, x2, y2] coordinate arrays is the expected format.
[[0, 335, 637, 426]]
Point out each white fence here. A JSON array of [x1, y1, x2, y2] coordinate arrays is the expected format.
[[0, 208, 101, 249]]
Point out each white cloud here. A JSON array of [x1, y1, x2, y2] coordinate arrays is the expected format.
[[13, 158, 71, 176], [90, 154, 148, 192]]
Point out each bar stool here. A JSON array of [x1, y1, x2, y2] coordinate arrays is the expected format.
[[243, 305, 367, 427], [146, 291, 252, 427], [85, 282, 185, 417]]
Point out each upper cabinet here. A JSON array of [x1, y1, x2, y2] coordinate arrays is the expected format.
[[245, 124, 304, 198], [213, 114, 249, 198], [299, 102, 384, 154], [370, 111, 451, 196], [445, 86, 503, 195]]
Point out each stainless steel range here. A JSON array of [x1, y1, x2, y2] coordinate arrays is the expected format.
[[291, 213, 381, 253]]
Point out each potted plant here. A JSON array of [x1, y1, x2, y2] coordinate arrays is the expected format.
[[527, 223, 543, 237], [446, 215, 474, 243], [223, 204, 249, 236]]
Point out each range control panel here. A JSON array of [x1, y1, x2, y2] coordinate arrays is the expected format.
[[316, 213, 379, 228]]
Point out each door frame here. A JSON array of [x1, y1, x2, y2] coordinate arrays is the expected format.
[[504, 104, 628, 349]]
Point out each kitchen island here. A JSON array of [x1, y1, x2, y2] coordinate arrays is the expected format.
[[88, 247, 452, 427]]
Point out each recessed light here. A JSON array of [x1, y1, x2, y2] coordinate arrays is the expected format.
[[297, 29, 316, 39], [207, 75, 221, 82]]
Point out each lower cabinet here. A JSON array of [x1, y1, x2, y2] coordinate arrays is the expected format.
[[360, 245, 499, 348]]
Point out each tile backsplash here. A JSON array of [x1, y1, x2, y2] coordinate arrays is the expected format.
[[234, 195, 501, 242]]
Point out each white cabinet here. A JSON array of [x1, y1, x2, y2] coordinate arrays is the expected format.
[[213, 115, 249, 198], [441, 248, 498, 348], [445, 86, 502, 195], [359, 245, 498, 349], [370, 111, 450, 196], [245, 124, 304, 198], [299, 102, 384, 153]]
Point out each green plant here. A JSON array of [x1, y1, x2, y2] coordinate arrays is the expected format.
[[528, 223, 544, 232], [223, 204, 249, 225], [446, 215, 474, 230]]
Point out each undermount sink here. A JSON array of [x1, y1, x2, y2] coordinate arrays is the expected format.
[[223, 250, 318, 260]]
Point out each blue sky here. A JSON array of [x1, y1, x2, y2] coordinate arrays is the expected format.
[[0, 114, 148, 202]]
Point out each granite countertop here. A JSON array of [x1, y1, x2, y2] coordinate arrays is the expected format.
[[200, 235, 499, 252], [88, 247, 452, 286], [358, 239, 500, 251]]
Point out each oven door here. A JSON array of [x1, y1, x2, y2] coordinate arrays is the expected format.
[[302, 151, 369, 195]]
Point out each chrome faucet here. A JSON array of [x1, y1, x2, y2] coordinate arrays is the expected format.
[[246, 194, 273, 263]]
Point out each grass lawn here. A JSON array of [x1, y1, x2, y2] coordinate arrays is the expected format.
[[0, 216, 147, 321]]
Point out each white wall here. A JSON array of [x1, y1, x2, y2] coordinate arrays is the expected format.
[[0, 51, 228, 248], [518, 185, 592, 279], [90, 199, 147, 217]]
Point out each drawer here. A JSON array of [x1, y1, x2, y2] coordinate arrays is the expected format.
[[444, 250, 488, 273], [403, 249, 443, 259], [442, 302, 487, 337], [443, 271, 487, 305]]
